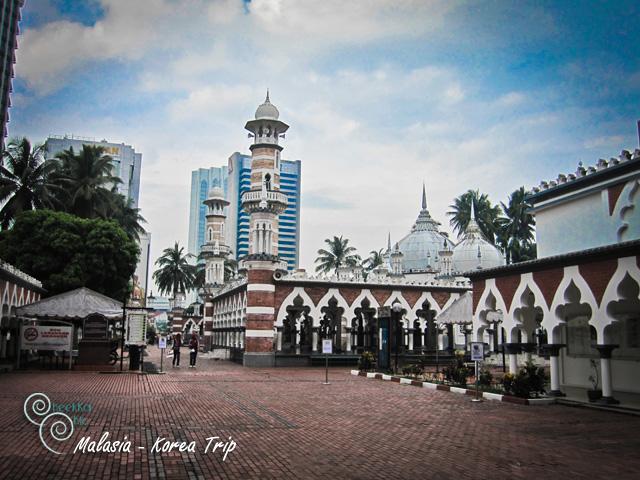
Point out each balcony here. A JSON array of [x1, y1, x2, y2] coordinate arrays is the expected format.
[[200, 244, 231, 256], [241, 190, 288, 214]]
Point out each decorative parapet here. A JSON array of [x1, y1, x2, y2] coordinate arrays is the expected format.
[[273, 271, 470, 289], [211, 277, 248, 299], [0, 259, 43, 288], [531, 149, 640, 194]]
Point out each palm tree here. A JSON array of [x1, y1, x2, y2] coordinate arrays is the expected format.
[[314, 235, 361, 275], [54, 145, 121, 218], [0, 138, 61, 229], [448, 189, 502, 243], [364, 249, 385, 271], [497, 187, 536, 264], [106, 192, 147, 242], [153, 242, 196, 300]]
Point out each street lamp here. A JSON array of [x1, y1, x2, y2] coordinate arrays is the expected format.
[[392, 303, 403, 374]]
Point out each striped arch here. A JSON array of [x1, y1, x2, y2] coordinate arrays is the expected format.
[[344, 289, 379, 321], [275, 287, 317, 327], [315, 289, 351, 326], [383, 291, 412, 313], [548, 265, 599, 335]]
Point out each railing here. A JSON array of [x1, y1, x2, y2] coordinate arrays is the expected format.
[[200, 244, 231, 255], [241, 190, 288, 205]]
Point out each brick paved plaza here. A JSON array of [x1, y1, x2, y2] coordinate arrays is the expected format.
[[1, 347, 639, 480]]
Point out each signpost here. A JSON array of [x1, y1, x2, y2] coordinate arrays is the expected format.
[[125, 309, 148, 372], [322, 339, 332, 385], [158, 336, 167, 373], [470, 342, 484, 402], [20, 325, 73, 370]]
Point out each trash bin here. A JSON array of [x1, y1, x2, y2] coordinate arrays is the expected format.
[[129, 345, 140, 370]]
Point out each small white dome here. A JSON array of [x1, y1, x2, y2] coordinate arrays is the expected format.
[[208, 187, 225, 200], [255, 91, 279, 120], [452, 218, 504, 273]]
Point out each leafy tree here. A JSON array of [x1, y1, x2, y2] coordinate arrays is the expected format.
[[54, 145, 121, 218], [448, 190, 502, 243], [0, 210, 139, 299], [0, 138, 61, 229], [314, 235, 361, 275], [153, 242, 196, 299], [496, 187, 537, 263], [105, 191, 146, 242]]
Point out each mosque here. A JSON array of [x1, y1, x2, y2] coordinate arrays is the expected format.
[[376, 184, 505, 283], [171, 94, 639, 407]]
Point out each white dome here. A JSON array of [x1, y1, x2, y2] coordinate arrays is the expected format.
[[255, 91, 279, 120], [452, 218, 504, 273], [208, 187, 225, 200]]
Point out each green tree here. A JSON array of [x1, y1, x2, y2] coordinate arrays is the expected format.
[[364, 249, 385, 271], [497, 187, 537, 263], [105, 191, 147, 242], [153, 242, 196, 300], [0, 138, 61, 229], [0, 209, 139, 299], [54, 145, 121, 218], [314, 235, 361, 275], [448, 190, 502, 243]]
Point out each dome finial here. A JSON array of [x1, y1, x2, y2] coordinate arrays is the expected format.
[[265, 88, 270, 103], [387, 232, 391, 251], [422, 182, 427, 210], [470, 199, 475, 222]]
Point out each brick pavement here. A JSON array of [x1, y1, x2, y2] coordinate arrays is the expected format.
[[0, 346, 639, 480]]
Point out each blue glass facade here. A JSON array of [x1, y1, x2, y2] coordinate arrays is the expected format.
[[188, 167, 229, 256]]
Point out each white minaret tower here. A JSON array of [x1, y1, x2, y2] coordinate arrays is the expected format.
[[200, 187, 230, 288], [241, 91, 289, 262]]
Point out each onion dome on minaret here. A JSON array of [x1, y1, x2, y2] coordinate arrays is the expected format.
[[397, 183, 456, 272], [452, 201, 505, 273]]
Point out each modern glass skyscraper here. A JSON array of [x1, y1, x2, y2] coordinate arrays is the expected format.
[[187, 166, 229, 256], [190, 152, 301, 270], [44, 135, 143, 208], [0, 0, 24, 146], [227, 152, 301, 269]]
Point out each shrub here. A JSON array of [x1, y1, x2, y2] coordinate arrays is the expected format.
[[358, 351, 376, 371], [478, 368, 493, 387], [443, 352, 471, 387], [402, 363, 425, 378], [502, 361, 547, 398]]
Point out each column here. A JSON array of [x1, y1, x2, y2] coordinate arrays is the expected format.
[[407, 329, 414, 352], [521, 343, 536, 363], [542, 344, 566, 396], [344, 327, 351, 352], [504, 343, 521, 374], [446, 324, 454, 353], [0, 332, 7, 359], [595, 345, 619, 405], [312, 329, 318, 352], [276, 327, 283, 351]]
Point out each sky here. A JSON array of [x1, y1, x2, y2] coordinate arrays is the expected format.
[[9, 0, 640, 288]]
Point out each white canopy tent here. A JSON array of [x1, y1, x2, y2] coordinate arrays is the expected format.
[[16, 287, 123, 320], [437, 291, 503, 325]]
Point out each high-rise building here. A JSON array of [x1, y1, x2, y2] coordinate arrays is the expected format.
[[189, 154, 301, 270], [134, 231, 151, 301], [0, 0, 24, 146], [187, 167, 229, 256], [227, 153, 301, 270], [44, 135, 143, 207]]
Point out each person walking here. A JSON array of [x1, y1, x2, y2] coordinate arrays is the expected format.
[[172, 333, 182, 367], [189, 332, 199, 368]]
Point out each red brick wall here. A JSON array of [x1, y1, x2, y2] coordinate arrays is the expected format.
[[371, 289, 393, 306], [247, 290, 274, 308], [579, 258, 618, 306], [607, 182, 626, 216], [495, 275, 520, 311], [532, 268, 563, 309], [245, 337, 273, 353], [338, 288, 362, 306], [273, 286, 294, 313], [431, 291, 451, 309], [248, 270, 275, 284], [472, 280, 485, 313]]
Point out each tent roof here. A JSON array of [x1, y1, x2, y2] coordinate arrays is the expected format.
[[16, 287, 123, 319], [437, 291, 473, 324], [437, 291, 504, 324]]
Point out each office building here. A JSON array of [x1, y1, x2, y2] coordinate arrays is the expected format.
[[188, 154, 301, 270], [44, 135, 143, 207], [187, 166, 229, 256], [0, 0, 24, 146]]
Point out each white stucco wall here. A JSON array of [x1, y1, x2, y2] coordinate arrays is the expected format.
[[535, 178, 639, 258]]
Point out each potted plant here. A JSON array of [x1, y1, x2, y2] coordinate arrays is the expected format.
[[587, 359, 602, 402]]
